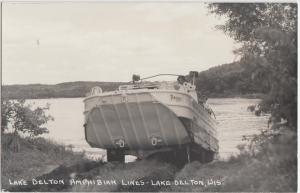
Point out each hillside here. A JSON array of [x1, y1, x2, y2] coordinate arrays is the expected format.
[[195, 62, 268, 97]]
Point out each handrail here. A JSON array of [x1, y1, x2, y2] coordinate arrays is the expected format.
[[140, 73, 182, 81], [128, 73, 183, 84]]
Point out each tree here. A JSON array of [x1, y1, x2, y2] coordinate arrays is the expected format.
[[1, 99, 53, 137], [207, 5, 297, 191], [208, 3, 297, 130]]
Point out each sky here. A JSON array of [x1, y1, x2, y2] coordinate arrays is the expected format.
[[2, 2, 239, 85]]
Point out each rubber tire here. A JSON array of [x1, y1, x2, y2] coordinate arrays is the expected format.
[[205, 150, 215, 163], [146, 149, 187, 168], [190, 146, 215, 163], [174, 146, 191, 168], [107, 149, 125, 162]]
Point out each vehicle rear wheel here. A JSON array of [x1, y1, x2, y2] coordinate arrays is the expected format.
[[107, 149, 125, 162], [190, 146, 215, 163], [146, 147, 189, 168], [205, 150, 215, 163], [175, 145, 191, 168]]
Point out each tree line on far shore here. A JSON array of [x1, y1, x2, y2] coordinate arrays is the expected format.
[[195, 62, 267, 98], [2, 81, 123, 99], [2, 62, 267, 100]]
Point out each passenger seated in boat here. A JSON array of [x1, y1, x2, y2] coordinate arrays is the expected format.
[[174, 76, 186, 90], [177, 76, 186, 85]]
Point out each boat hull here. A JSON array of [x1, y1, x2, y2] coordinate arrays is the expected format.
[[84, 98, 190, 150], [84, 90, 218, 153]]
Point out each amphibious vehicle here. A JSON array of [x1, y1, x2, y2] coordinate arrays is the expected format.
[[83, 72, 218, 164]]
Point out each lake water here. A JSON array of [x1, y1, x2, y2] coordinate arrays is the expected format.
[[27, 98, 269, 160]]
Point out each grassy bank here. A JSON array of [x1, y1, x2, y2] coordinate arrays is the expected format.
[[68, 130, 296, 192], [2, 130, 296, 192], [1, 133, 88, 190]]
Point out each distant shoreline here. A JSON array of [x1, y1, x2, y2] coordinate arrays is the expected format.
[[206, 93, 265, 99], [2, 81, 265, 100], [2, 81, 124, 100]]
